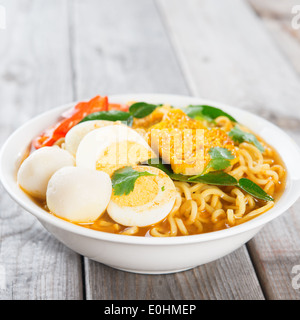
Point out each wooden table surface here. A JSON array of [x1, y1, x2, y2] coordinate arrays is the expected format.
[[1, 0, 300, 300]]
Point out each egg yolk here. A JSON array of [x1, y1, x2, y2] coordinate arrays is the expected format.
[[96, 141, 152, 176], [112, 174, 159, 207], [145, 109, 236, 175]]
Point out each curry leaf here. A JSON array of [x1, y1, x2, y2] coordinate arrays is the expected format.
[[146, 158, 173, 175], [129, 102, 159, 119], [229, 126, 264, 153], [188, 171, 238, 186], [111, 166, 156, 196], [80, 110, 132, 125], [146, 158, 237, 185], [146, 158, 191, 182], [126, 115, 134, 127], [185, 105, 237, 123], [146, 158, 273, 201], [238, 178, 274, 202]]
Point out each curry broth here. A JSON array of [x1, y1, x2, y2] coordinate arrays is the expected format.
[[81, 141, 286, 236], [29, 145, 286, 237], [20, 107, 287, 237]]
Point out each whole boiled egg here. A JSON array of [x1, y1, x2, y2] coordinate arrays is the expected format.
[[107, 166, 176, 227], [46, 166, 112, 223], [65, 120, 122, 156], [76, 125, 156, 176], [17, 146, 75, 200]]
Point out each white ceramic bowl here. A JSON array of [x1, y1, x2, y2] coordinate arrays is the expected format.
[[1, 94, 300, 274]]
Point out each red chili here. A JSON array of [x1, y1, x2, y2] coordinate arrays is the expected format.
[[32, 95, 109, 149]]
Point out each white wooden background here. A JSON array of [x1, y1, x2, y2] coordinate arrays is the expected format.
[[0, 0, 300, 300]]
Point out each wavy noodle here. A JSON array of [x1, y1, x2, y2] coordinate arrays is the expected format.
[[175, 218, 189, 235], [226, 209, 235, 226], [271, 165, 285, 178], [231, 188, 246, 217], [150, 227, 170, 237], [211, 209, 226, 223], [52, 118, 285, 238], [121, 226, 139, 235], [215, 116, 234, 131], [142, 141, 284, 237]]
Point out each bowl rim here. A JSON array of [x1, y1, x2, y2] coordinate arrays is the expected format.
[[1, 93, 300, 246]]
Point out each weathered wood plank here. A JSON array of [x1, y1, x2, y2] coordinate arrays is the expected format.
[[248, 0, 300, 74], [70, 0, 189, 98], [85, 247, 263, 300], [247, 206, 300, 300], [157, 0, 300, 117], [71, 0, 264, 300], [246, 0, 300, 299], [0, 0, 83, 299], [157, 0, 300, 299]]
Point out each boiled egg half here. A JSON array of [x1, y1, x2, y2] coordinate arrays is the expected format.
[[76, 125, 156, 176], [107, 166, 176, 227], [65, 120, 122, 156]]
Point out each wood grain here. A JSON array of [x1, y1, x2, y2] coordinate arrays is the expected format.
[[1, 0, 300, 300], [157, 0, 300, 299], [71, 0, 264, 300], [85, 247, 263, 300], [69, 0, 189, 99], [157, 0, 300, 118], [0, 0, 83, 299], [248, 0, 300, 74], [247, 206, 300, 299]]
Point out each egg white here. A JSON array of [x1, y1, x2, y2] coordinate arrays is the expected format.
[[65, 120, 122, 156], [107, 166, 176, 227], [46, 166, 112, 223], [76, 125, 155, 175], [17, 146, 75, 200]]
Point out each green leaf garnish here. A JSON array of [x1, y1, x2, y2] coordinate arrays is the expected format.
[[126, 115, 134, 127], [188, 171, 238, 186], [80, 101, 159, 124], [129, 102, 159, 119], [204, 159, 232, 172], [229, 126, 264, 153], [146, 158, 273, 201], [146, 158, 190, 182], [80, 110, 132, 126], [201, 147, 235, 173], [146, 158, 236, 185], [111, 166, 156, 196], [238, 178, 274, 202], [185, 105, 237, 123], [146, 158, 173, 175], [208, 147, 235, 160]]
